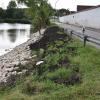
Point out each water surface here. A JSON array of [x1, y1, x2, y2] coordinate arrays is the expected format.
[[0, 23, 31, 56]]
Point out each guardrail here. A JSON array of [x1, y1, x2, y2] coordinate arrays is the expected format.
[[64, 29, 100, 47]]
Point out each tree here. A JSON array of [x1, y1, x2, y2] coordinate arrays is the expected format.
[[6, 0, 17, 18], [58, 8, 70, 17], [7, 0, 17, 9], [0, 8, 4, 19], [17, 0, 53, 34]]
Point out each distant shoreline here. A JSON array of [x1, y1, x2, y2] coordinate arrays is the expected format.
[[0, 19, 31, 24]]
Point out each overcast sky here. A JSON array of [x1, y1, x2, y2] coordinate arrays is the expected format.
[[0, 0, 100, 11]]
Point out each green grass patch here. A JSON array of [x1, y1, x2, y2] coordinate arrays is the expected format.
[[46, 68, 72, 80]]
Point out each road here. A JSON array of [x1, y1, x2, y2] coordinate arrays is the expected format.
[[56, 22, 100, 48]]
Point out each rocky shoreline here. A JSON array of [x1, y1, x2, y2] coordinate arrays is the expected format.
[[0, 29, 45, 84]]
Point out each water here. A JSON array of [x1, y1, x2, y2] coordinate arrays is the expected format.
[[0, 23, 31, 56]]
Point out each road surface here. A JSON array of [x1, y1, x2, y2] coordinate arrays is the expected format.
[[56, 22, 100, 48]]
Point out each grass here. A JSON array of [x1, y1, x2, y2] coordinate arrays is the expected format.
[[46, 68, 73, 81], [0, 33, 100, 100]]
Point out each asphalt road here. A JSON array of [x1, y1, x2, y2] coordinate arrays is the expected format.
[[56, 22, 100, 48]]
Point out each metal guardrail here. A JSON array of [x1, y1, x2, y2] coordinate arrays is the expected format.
[[64, 29, 100, 47]]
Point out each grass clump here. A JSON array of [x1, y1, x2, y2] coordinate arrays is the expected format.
[[46, 68, 72, 80]]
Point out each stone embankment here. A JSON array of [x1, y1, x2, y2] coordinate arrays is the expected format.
[[0, 29, 45, 84]]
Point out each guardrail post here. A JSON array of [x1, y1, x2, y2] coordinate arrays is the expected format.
[[70, 30, 73, 37], [82, 27, 85, 36], [84, 35, 88, 47]]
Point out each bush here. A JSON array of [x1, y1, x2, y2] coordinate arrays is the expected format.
[[0, 19, 4, 23], [22, 80, 35, 94], [22, 80, 55, 95], [46, 66, 81, 85], [46, 68, 72, 81]]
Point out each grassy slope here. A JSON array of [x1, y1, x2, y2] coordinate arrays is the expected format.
[[0, 38, 100, 100]]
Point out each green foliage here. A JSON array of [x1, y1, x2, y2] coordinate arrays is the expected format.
[[31, 33, 78, 83], [17, 0, 53, 33], [6, 0, 18, 19], [6, 8, 28, 19], [0, 37, 100, 100], [7, 0, 17, 9], [0, 1, 29, 24], [0, 32, 100, 100], [0, 8, 6, 19], [44, 53, 60, 66], [0, 8, 29, 23], [46, 68, 72, 81], [58, 8, 70, 17], [21, 78, 64, 95], [22, 79, 35, 94], [0, 19, 30, 24]]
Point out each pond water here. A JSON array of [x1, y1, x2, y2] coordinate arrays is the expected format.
[[0, 23, 31, 56]]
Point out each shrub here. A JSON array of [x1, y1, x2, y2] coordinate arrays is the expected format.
[[46, 68, 72, 81], [46, 67, 81, 85], [22, 79, 34, 94], [22, 80, 54, 95], [0, 19, 4, 23]]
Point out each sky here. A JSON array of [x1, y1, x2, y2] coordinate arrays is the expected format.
[[0, 0, 100, 11]]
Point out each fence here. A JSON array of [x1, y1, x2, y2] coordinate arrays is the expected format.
[[64, 28, 100, 47]]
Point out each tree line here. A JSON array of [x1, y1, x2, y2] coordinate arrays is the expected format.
[[0, 8, 27, 19], [0, 0, 30, 23], [0, 0, 70, 29]]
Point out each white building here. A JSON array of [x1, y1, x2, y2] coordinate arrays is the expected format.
[[59, 6, 100, 29]]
